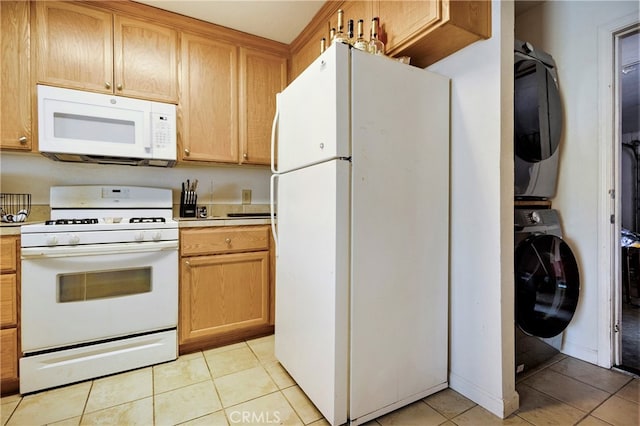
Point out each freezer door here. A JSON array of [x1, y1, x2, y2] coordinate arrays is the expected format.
[[274, 159, 350, 426], [276, 43, 350, 173]]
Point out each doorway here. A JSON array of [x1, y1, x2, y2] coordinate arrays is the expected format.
[[616, 29, 640, 374]]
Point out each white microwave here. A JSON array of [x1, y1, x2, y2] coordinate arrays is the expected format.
[[37, 85, 177, 167]]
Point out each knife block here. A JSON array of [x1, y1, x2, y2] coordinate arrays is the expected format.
[[180, 191, 197, 218]]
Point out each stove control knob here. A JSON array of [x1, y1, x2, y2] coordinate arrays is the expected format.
[[152, 232, 162, 241], [68, 234, 80, 245], [46, 235, 58, 246], [135, 232, 145, 242]]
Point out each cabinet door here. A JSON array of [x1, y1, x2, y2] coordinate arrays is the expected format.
[[114, 15, 178, 103], [0, 274, 17, 328], [239, 48, 287, 165], [1, 1, 31, 151], [377, 1, 438, 52], [0, 328, 18, 382], [0, 236, 17, 273], [35, 1, 113, 93], [180, 32, 238, 163], [180, 251, 269, 344]]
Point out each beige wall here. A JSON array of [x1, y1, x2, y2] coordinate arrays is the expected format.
[[427, 0, 518, 418], [0, 152, 271, 206]]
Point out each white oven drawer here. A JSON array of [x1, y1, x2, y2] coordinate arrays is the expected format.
[[21, 246, 178, 353], [20, 329, 177, 394]]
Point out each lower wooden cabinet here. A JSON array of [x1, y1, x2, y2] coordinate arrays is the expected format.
[[1, 329, 18, 386], [0, 235, 20, 395], [179, 226, 273, 353]]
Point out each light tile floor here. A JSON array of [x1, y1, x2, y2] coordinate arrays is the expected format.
[[1, 334, 638, 425]]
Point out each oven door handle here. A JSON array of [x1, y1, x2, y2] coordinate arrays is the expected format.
[[21, 241, 178, 259]]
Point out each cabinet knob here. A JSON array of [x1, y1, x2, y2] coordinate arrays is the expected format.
[[185, 260, 190, 266], [105, 82, 111, 89], [225, 238, 231, 244], [116, 84, 123, 91], [18, 136, 27, 144], [243, 153, 248, 159], [184, 148, 190, 156]]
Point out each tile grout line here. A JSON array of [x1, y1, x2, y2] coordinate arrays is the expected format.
[[78, 379, 94, 424], [200, 349, 234, 425], [2, 396, 22, 426]]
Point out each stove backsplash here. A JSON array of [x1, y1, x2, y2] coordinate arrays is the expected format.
[[1, 152, 271, 219]]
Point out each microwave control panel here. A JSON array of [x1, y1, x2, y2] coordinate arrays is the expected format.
[[150, 110, 176, 160]]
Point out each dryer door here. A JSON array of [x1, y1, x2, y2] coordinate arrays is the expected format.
[[515, 234, 580, 338], [514, 58, 562, 163]]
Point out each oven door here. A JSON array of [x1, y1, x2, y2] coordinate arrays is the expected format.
[[21, 241, 178, 353]]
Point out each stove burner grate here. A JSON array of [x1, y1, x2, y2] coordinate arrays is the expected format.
[[45, 218, 99, 225], [129, 217, 166, 223]]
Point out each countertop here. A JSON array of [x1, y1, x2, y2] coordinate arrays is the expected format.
[[176, 216, 272, 227], [0, 221, 42, 236]]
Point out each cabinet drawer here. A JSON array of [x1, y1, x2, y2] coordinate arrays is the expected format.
[[0, 328, 18, 381], [181, 226, 269, 256], [0, 237, 17, 273], [0, 274, 17, 327]]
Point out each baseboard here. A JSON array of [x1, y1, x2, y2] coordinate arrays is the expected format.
[[561, 339, 598, 365], [449, 371, 520, 418]]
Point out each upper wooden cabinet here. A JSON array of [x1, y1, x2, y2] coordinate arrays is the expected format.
[[239, 47, 287, 166], [113, 15, 178, 103], [34, 1, 178, 103], [290, 0, 491, 79], [180, 32, 238, 163], [381, 0, 491, 68], [1, 0, 32, 151], [180, 34, 287, 166]]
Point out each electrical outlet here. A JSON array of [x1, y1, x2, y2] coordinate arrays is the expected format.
[[242, 189, 252, 205]]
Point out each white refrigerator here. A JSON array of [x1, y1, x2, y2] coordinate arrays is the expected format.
[[270, 42, 449, 426]]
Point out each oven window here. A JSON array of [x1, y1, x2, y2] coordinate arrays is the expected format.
[[58, 267, 152, 302]]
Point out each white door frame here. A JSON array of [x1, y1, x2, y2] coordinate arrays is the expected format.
[[597, 12, 640, 369]]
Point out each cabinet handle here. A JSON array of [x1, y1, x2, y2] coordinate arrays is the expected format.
[[225, 238, 231, 244], [105, 82, 111, 89], [116, 84, 123, 91], [185, 260, 190, 266], [18, 136, 27, 144], [184, 148, 190, 156], [243, 153, 248, 159]]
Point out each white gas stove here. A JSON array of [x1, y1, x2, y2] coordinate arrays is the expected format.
[[20, 185, 179, 394], [22, 185, 178, 247]]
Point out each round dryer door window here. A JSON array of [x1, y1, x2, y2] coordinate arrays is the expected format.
[[515, 234, 579, 338], [514, 59, 563, 163]]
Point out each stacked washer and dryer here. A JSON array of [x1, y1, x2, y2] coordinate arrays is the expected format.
[[513, 40, 581, 376]]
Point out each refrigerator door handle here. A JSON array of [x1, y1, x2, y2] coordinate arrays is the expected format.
[[270, 173, 279, 257], [271, 93, 280, 174]]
